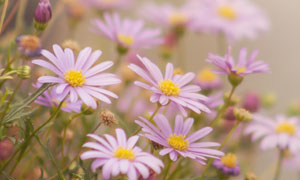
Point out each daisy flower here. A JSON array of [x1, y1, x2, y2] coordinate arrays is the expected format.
[[33, 83, 82, 113], [191, 0, 269, 42], [207, 47, 270, 77], [195, 67, 222, 92], [213, 153, 240, 176], [80, 128, 164, 180], [128, 55, 210, 116], [245, 114, 300, 154], [32, 44, 121, 109], [80, 0, 133, 11], [91, 13, 162, 51], [135, 114, 224, 163]]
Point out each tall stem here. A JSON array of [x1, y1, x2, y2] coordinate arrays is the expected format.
[[0, 0, 8, 34], [199, 120, 241, 180], [209, 85, 236, 127], [273, 150, 284, 180], [163, 160, 172, 180]]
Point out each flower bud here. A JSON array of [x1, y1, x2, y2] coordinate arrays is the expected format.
[[245, 172, 257, 180], [224, 92, 239, 106], [61, 40, 80, 54], [228, 73, 243, 87], [233, 108, 252, 122], [16, 65, 31, 79], [34, 0, 52, 31], [243, 92, 260, 112], [0, 139, 14, 161], [98, 109, 118, 127], [224, 106, 236, 121], [16, 35, 41, 57], [262, 93, 276, 109]]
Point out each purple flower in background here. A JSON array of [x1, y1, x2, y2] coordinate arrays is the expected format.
[[191, 0, 269, 42], [16, 35, 41, 57], [80, 128, 164, 180], [213, 153, 240, 176], [91, 13, 162, 50], [33, 44, 120, 109], [243, 92, 261, 112], [207, 47, 270, 77], [245, 115, 300, 154], [135, 114, 224, 163], [34, 0, 52, 24], [33, 83, 82, 113], [129, 55, 210, 116], [80, 0, 133, 11], [195, 67, 222, 92]]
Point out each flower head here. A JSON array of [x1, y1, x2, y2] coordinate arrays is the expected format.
[[91, 13, 162, 51], [135, 114, 224, 163], [213, 153, 240, 176], [207, 47, 270, 77], [192, 0, 269, 42], [195, 67, 222, 91], [33, 44, 121, 109], [245, 115, 300, 154], [80, 128, 164, 180], [129, 55, 210, 116], [33, 83, 82, 113], [16, 35, 41, 57]]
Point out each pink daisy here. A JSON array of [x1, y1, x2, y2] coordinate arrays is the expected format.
[[207, 47, 270, 76], [33, 83, 82, 113], [32, 44, 121, 109], [135, 114, 224, 164], [80, 128, 164, 180], [191, 0, 269, 42], [128, 55, 210, 116], [91, 13, 162, 50], [245, 114, 300, 154]]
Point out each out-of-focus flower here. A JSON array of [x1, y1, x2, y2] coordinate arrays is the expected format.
[[213, 153, 240, 176], [135, 114, 224, 163], [33, 44, 121, 109], [98, 109, 118, 127], [0, 139, 14, 161], [129, 55, 210, 116], [80, 0, 133, 11], [91, 13, 162, 53], [195, 68, 222, 92], [33, 83, 82, 113], [261, 92, 276, 108], [34, 0, 52, 31], [16, 35, 41, 57], [191, 0, 269, 42], [245, 172, 258, 180], [65, 0, 85, 20], [61, 40, 81, 54], [243, 92, 261, 112], [245, 115, 300, 154], [207, 47, 270, 77], [80, 128, 164, 180], [224, 106, 235, 121], [233, 108, 252, 122]]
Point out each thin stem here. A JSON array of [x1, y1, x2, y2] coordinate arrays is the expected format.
[[8, 100, 65, 175], [273, 150, 284, 180], [112, 52, 124, 72], [0, 0, 8, 35], [209, 85, 236, 127], [199, 120, 241, 180], [163, 159, 172, 180], [133, 103, 161, 135]]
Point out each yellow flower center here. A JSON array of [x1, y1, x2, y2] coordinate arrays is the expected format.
[[167, 134, 189, 151], [169, 12, 188, 26], [114, 147, 135, 160], [234, 66, 246, 74], [221, 153, 237, 168], [117, 34, 134, 46], [64, 69, 85, 87], [52, 99, 68, 108], [158, 79, 181, 96], [218, 5, 237, 20], [276, 122, 296, 135], [197, 68, 217, 82]]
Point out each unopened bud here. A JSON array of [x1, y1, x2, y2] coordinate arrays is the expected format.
[[243, 92, 260, 112], [34, 0, 52, 32], [233, 108, 252, 122], [17, 65, 31, 79], [0, 139, 14, 161], [224, 106, 235, 121], [61, 40, 80, 54], [99, 109, 118, 127], [224, 92, 239, 106], [245, 172, 257, 180]]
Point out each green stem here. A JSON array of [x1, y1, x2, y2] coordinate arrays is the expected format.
[[273, 150, 284, 180], [163, 159, 172, 180], [7, 100, 65, 175], [199, 120, 241, 180], [112, 52, 124, 72], [133, 103, 161, 135], [209, 85, 236, 127], [0, 0, 8, 34]]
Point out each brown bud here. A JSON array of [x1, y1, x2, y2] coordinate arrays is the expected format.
[[99, 109, 118, 127], [0, 139, 14, 161]]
